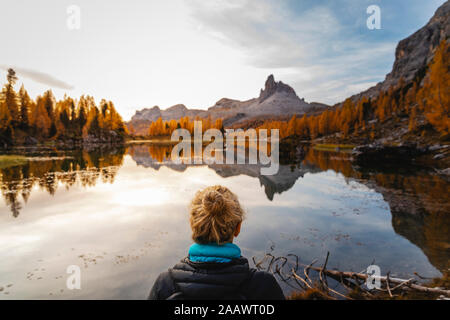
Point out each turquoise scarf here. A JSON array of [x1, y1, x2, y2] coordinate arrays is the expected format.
[[188, 242, 241, 263]]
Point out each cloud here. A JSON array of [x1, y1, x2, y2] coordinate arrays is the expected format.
[[188, 0, 340, 68], [0, 65, 74, 90], [187, 0, 397, 104]]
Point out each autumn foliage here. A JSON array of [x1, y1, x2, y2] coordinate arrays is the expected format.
[[148, 116, 224, 137], [0, 69, 128, 145], [420, 40, 450, 134], [257, 40, 450, 141]]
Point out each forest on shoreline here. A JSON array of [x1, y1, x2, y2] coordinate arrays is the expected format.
[[2, 40, 448, 154], [0, 69, 128, 148]]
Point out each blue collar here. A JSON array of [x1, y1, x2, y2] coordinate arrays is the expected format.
[[188, 243, 241, 263]]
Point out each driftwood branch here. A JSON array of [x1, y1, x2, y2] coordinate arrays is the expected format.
[[252, 252, 450, 299]]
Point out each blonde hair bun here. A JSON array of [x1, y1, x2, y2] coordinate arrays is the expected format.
[[202, 190, 225, 216], [190, 185, 245, 244]]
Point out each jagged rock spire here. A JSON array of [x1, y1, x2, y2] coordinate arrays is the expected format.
[[259, 74, 299, 102]]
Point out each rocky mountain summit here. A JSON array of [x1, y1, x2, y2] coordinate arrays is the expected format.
[[259, 74, 300, 102], [128, 75, 326, 134], [207, 74, 318, 124]]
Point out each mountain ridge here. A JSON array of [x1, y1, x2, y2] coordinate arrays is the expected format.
[[127, 74, 327, 135]]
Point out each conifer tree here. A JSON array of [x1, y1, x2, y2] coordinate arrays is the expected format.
[[18, 84, 31, 129], [1, 69, 20, 126]]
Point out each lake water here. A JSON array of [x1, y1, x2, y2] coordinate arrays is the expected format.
[[0, 143, 449, 299]]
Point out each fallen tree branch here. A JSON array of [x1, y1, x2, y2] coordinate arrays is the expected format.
[[252, 252, 450, 299]]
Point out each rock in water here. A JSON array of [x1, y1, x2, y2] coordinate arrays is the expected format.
[[351, 143, 427, 165]]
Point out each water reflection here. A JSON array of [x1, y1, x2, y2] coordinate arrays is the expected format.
[[303, 148, 450, 272], [1, 145, 449, 271], [0, 143, 448, 298], [129, 144, 307, 201], [0, 148, 125, 217]]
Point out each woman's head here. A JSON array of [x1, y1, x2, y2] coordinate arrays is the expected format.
[[189, 185, 245, 245]]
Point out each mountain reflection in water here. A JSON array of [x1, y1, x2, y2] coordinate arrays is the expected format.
[[0, 143, 448, 298]]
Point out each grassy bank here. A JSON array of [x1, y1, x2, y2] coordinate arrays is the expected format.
[[313, 143, 355, 151], [0, 155, 28, 169]]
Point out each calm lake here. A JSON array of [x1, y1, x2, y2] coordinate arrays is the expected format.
[[0, 143, 449, 299]]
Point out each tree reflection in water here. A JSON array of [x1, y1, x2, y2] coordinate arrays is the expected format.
[[0, 147, 125, 217], [302, 148, 450, 273], [0, 144, 448, 274]]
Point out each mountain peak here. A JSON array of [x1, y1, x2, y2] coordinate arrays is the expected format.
[[259, 74, 299, 102], [128, 74, 324, 133], [266, 74, 275, 85]]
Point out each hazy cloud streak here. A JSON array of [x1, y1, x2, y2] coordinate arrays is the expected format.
[[0, 65, 74, 90], [187, 0, 396, 104]]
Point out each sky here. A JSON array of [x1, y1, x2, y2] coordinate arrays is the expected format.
[[0, 0, 446, 120]]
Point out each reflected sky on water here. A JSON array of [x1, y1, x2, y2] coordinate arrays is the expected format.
[[0, 144, 448, 299]]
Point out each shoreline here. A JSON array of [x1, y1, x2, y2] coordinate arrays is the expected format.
[[1, 137, 448, 173]]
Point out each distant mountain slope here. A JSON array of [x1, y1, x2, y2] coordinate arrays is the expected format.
[[128, 104, 208, 136], [131, 104, 207, 122], [127, 75, 328, 135]]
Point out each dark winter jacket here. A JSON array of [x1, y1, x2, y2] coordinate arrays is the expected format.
[[148, 243, 285, 300]]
